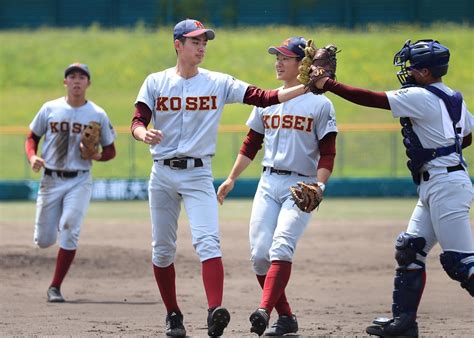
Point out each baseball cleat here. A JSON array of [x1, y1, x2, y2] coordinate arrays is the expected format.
[[207, 306, 231, 337], [165, 311, 186, 337], [264, 314, 298, 336], [47, 286, 65, 303], [249, 308, 270, 336], [366, 315, 418, 337]]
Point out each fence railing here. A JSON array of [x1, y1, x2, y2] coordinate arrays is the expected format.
[[1, 124, 472, 180]]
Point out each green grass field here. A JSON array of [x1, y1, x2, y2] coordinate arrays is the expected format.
[[1, 25, 473, 179], [0, 198, 423, 222]]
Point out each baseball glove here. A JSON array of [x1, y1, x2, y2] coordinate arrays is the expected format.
[[297, 39, 316, 86], [289, 182, 324, 213], [80, 121, 101, 160], [298, 44, 339, 94]]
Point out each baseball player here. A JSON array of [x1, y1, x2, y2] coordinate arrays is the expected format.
[[25, 63, 116, 303], [311, 39, 473, 337], [130, 19, 309, 337], [217, 37, 338, 336]]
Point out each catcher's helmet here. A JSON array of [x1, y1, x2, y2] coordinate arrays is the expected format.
[[393, 39, 450, 85]]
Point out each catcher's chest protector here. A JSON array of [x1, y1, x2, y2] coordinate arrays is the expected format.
[[400, 85, 465, 184]]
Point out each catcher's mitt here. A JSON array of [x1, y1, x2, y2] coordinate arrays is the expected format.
[[289, 182, 324, 213], [80, 121, 101, 160], [298, 43, 339, 94]]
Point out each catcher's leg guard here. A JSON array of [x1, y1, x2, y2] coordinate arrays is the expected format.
[[440, 251, 474, 296], [366, 233, 426, 337]]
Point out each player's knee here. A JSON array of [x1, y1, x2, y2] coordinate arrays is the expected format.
[[440, 251, 474, 296], [394, 232, 427, 268], [35, 233, 56, 248], [269, 242, 294, 263], [36, 238, 55, 248], [152, 252, 175, 267], [251, 251, 271, 275], [194, 235, 221, 261]]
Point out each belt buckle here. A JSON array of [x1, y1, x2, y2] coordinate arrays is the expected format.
[[56, 171, 64, 178], [169, 159, 186, 170]]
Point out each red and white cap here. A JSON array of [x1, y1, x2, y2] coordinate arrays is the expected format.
[[173, 19, 215, 41]]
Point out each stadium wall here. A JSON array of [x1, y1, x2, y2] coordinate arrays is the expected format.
[[0, 177, 462, 201], [0, 0, 472, 29]]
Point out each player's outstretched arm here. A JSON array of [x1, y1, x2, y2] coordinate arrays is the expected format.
[[277, 84, 307, 103]]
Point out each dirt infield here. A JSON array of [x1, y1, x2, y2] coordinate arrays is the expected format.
[[0, 200, 473, 336]]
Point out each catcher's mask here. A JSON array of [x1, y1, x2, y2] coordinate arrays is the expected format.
[[393, 39, 450, 86]]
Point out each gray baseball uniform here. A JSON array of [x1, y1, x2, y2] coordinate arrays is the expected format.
[[135, 67, 249, 267], [246, 92, 337, 274], [386, 83, 474, 258], [30, 97, 116, 249]]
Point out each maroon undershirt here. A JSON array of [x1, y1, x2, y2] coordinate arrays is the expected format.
[[322, 78, 472, 148]]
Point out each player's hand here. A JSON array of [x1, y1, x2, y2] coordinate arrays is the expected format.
[[29, 155, 45, 172], [217, 178, 235, 205], [312, 74, 330, 90], [143, 129, 164, 145]]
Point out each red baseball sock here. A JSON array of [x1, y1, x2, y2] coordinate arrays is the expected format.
[[50, 248, 76, 288], [202, 257, 224, 309], [153, 263, 180, 313], [256, 274, 292, 316], [259, 261, 292, 313]]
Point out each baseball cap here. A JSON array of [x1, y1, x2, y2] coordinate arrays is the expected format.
[[173, 19, 215, 41], [268, 37, 307, 59], [64, 63, 90, 79]]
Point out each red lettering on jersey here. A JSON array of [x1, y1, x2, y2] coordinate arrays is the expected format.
[[293, 116, 305, 130], [282, 115, 293, 129], [156, 97, 169, 111], [72, 122, 82, 133], [210, 96, 217, 109], [186, 97, 198, 110], [263, 115, 270, 129], [305, 117, 313, 132], [60, 122, 69, 132], [50, 122, 59, 133], [271, 115, 281, 129], [199, 96, 211, 110], [170, 97, 181, 111]]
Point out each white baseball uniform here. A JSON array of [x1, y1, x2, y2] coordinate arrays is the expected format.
[[30, 97, 116, 249], [245, 92, 337, 274], [135, 67, 249, 267], [386, 82, 474, 266]]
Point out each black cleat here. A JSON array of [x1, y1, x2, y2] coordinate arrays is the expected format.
[[47, 286, 65, 303], [366, 315, 418, 337], [207, 306, 231, 336], [264, 314, 298, 336], [165, 311, 186, 337], [249, 308, 270, 336]]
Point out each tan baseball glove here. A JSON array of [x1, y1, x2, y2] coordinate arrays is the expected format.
[[297, 39, 316, 86], [289, 182, 324, 213], [80, 121, 101, 160], [298, 43, 339, 94]]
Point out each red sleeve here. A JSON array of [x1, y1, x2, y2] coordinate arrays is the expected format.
[[239, 129, 264, 160], [324, 78, 391, 110], [243, 85, 280, 107], [317, 132, 337, 172], [25, 131, 41, 161], [131, 102, 152, 133], [97, 143, 116, 162]]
